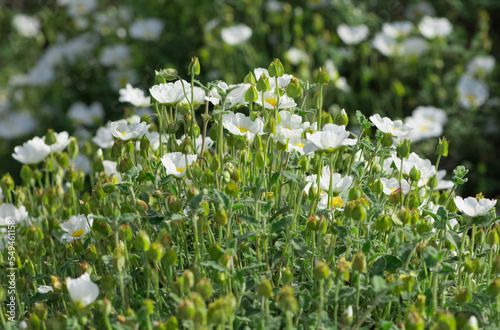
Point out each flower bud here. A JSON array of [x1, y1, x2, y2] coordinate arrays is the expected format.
[[409, 167, 421, 182], [375, 215, 390, 232], [134, 230, 151, 251], [196, 279, 213, 300], [436, 137, 449, 157], [67, 137, 79, 160], [396, 139, 410, 159], [282, 267, 293, 284], [1, 173, 15, 191], [45, 129, 57, 146], [316, 66, 329, 85], [188, 56, 200, 76], [313, 261, 330, 280], [148, 241, 164, 261], [51, 276, 62, 293], [245, 85, 258, 103], [334, 109, 349, 126], [85, 244, 98, 263], [341, 306, 353, 326], [178, 299, 196, 321], [351, 250, 366, 273], [455, 287, 471, 305], [256, 73, 270, 92], [166, 195, 182, 213], [306, 215, 318, 231], [488, 278, 500, 296], [381, 133, 393, 147], [20, 166, 33, 186], [486, 229, 499, 246], [348, 186, 363, 201], [286, 77, 301, 98], [404, 308, 424, 330], [268, 58, 285, 77], [164, 248, 178, 266], [389, 188, 404, 205], [277, 286, 298, 313], [256, 278, 274, 298]]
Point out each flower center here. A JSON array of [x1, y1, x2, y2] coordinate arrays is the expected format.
[[122, 131, 127, 136], [176, 167, 185, 174], [144, 30, 154, 38], [265, 97, 278, 108], [283, 126, 292, 130], [72, 228, 85, 238], [237, 126, 249, 133], [420, 125, 429, 132], [294, 142, 304, 148], [392, 127, 396, 131], [330, 196, 344, 208], [467, 94, 476, 101]]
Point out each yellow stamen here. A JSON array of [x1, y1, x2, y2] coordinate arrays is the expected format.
[[467, 94, 476, 101], [420, 125, 429, 132], [283, 126, 292, 130], [176, 167, 185, 173], [294, 142, 304, 148], [392, 127, 396, 131], [237, 126, 249, 133], [122, 131, 127, 136], [265, 97, 278, 108], [72, 228, 85, 238], [330, 196, 344, 208]]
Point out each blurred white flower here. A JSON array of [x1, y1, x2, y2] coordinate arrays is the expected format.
[[68, 102, 105, 126], [99, 44, 131, 67], [74, 155, 90, 175], [0, 187, 3, 201], [0, 204, 30, 226], [64, 0, 97, 17], [391, 152, 436, 185], [0, 112, 37, 139], [110, 121, 149, 140], [257, 90, 297, 110], [454, 196, 497, 217], [12, 14, 41, 37], [412, 106, 447, 125], [223, 112, 265, 141], [372, 32, 399, 57], [119, 84, 151, 107], [369, 114, 412, 137], [303, 124, 356, 154], [318, 167, 353, 193], [418, 16, 452, 39], [66, 273, 99, 307], [60, 214, 94, 243], [465, 55, 496, 77], [150, 80, 190, 105], [181, 134, 214, 154], [266, 0, 284, 12], [457, 75, 489, 108], [38, 286, 53, 294], [254, 68, 293, 89], [108, 69, 138, 91], [467, 316, 479, 330], [130, 18, 164, 41], [207, 82, 250, 108], [337, 24, 369, 45], [380, 178, 411, 195], [285, 47, 308, 65], [382, 21, 414, 38], [161, 152, 197, 178], [221, 24, 252, 46], [180, 86, 206, 107], [404, 2, 435, 20], [93, 121, 119, 149], [405, 116, 443, 142], [12, 137, 51, 164], [401, 37, 428, 57], [103, 160, 121, 183], [434, 170, 454, 190]]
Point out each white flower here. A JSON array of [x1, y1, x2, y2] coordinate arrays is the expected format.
[[108, 69, 138, 91], [369, 114, 412, 137], [103, 160, 121, 183], [161, 152, 197, 178], [372, 32, 399, 57], [401, 37, 428, 57], [317, 193, 346, 211], [181, 134, 214, 154], [0, 187, 3, 201], [221, 24, 252, 46], [303, 124, 356, 154], [405, 116, 442, 142], [457, 75, 489, 108], [66, 273, 99, 307], [466, 55, 496, 77], [60, 214, 94, 243], [110, 121, 149, 141], [382, 21, 414, 38], [254, 68, 293, 89], [180, 87, 206, 107], [68, 102, 105, 126], [380, 178, 411, 195], [222, 112, 265, 141], [318, 167, 353, 193], [12, 14, 41, 37], [337, 24, 369, 45], [38, 286, 53, 294], [418, 16, 452, 39], [44, 131, 71, 153], [257, 90, 297, 110], [150, 80, 190, 105], [404, 2, 435, 20], [74, 155, 90, 175], [0, 204, 29, 226], [129, 18, 164, 41], [412, 106, 447, 125], [99, 45, 130, 67], [0, 112, 37, 140], [12, 136, 51, 164], [454, 196, 497, 217], [392, 152, 436, 185], [65, 0, 97, 17], [119, 84, 150, 107], [93, 121, 119, 149], [285, 47, 308, 65], [345, 306, 353, 318], [467, 316, 479, 330]]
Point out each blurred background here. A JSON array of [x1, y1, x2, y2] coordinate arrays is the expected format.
[[1, 0, 499, 199]]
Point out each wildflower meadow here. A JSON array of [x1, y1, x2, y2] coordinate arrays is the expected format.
[[1, 1, 499, 329]]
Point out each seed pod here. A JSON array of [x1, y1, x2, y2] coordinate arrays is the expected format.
[[256, 278, 273, 298], [313, 261, 330, 280]]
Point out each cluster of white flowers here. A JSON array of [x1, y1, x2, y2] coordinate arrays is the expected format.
[[457, 56, 495, 109], [405, 106, 447, 143]]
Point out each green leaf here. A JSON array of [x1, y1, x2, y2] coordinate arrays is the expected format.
[[237, 215, 260, 227], [372, 275, 387, 292], [362, 240, 372, 255], [214, 189, 230, 209], [356, 110, 373, 129], [270, 215, 293, 233], [452, 166, 468, 185], [188, 190, 204, 210], [332, 225, 348, 238], [362, 187, 377, 205], [384, 255, 403, 272], [422, 246, 438, 268], [200, 260, 226, 272], [29, 292, 51, 304], [145, 210, 164, 225], [127, 166, 140, 182], [269, 206, 289, 222], [370, 256, 387, 277], [445, 231, 461, 252], [434, 206, 448, 230], [290, 237, 309, 256]]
